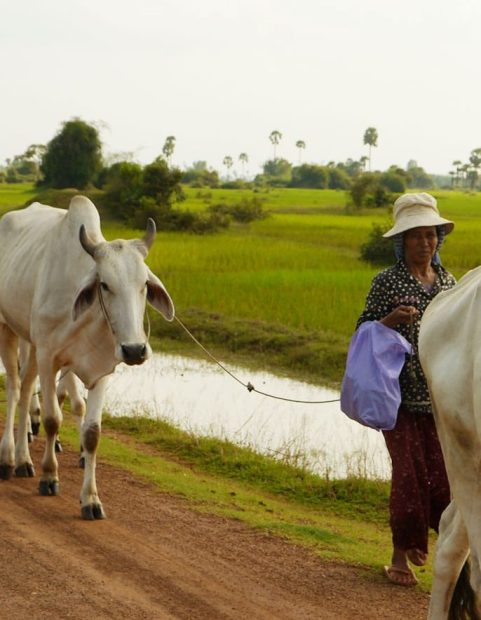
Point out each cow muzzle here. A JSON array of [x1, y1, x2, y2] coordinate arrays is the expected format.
[[120, 343, 148, 366]]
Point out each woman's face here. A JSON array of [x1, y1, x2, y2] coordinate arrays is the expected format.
[[404, 226, 438, 266]]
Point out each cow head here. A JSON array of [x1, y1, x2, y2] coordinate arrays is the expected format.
[[73, 219, 174, 366]]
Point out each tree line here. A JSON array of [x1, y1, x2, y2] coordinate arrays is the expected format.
[[1, 118, 479, 207]]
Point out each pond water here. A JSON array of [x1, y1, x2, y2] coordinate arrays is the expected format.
[[102, 353, 391, 480]]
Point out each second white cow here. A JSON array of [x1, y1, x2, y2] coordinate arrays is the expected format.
[[419, 266, 481, 618]]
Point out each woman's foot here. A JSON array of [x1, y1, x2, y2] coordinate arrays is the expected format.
[[384, 547, 419, 587], [383, 565, 418, 587], [406, 548, 427, 566]]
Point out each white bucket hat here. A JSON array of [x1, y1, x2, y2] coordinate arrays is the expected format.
[[383, 192, 454, 238]]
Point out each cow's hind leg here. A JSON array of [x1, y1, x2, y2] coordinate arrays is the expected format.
[[14, 344, 37, 477], [428, 501, 470, 619], [37, 364, 63, 496], [80, 375, 108, 520], [57, 371, 86, 468], [0, 325, 20, 480]]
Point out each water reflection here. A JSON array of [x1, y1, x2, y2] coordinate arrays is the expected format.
[[103, 353, 391, 480]]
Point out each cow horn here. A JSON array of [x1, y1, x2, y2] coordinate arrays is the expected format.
[[142, 218, 156, 252], [79, 225, 97, 257]]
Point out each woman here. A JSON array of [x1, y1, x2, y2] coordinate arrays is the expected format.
[[357, 192, 456, 587]]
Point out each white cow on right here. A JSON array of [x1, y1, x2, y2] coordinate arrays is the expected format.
[[419, 265, 481, 619]]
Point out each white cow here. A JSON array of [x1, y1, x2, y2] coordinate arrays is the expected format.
[[0, 196, 174, 519], [419, 266, 481, 618]]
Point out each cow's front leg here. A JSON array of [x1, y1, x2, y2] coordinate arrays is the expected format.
[[428, 501, 469, 620], [15, 344, 37, 477], [38, 366, 63, 496], [80, 375, 108, 520]]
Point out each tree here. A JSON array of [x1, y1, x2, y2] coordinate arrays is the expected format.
[[360, 156, 369, 172], [363, 127, 378, 171], [182, 161, 219, 187], [269, 130, 282, 160], [222, 156, 233, 179], [239, 153, 248, 178], [40, 118, 102, 189], [261, 158, 292, 186], [451, 160, 462, 188], [469, 148, 481, 189], [290, 164, 328, 189], [143, 157, 183, 206], [162, 136, 176, 166], [295, 140, 306, 164]]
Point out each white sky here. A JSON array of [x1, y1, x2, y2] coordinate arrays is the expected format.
[[1, 0, 479, 176]]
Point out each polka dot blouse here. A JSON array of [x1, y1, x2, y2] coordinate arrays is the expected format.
[[357, 260, 456, 414]]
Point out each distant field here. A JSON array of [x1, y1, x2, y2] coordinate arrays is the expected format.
[[2, 183, 481, 383]]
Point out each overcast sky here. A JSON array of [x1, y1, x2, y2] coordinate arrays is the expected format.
[[1, 0, 479, 176]]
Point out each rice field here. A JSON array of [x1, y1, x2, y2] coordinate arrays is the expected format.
[[2, 183, 481, 356]]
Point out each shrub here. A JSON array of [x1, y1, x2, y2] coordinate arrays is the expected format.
[[290, 164, 328, 189], [360, 223, 394, 265], [208, 196, 266, 223]]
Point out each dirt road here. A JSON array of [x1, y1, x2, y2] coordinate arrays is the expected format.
[[0, 437, 429, 619]]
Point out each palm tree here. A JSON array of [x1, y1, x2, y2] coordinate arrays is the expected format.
[[363, 127, 378, 171], [162, 136, 176, 166], [223, 155, 233, 180], [452, 160, 463, 188], [269, 130, 282, 160], [469, 148, 481, 190], [239, 153, 248, 178], [359, 155, 369, 172], [295, 140, 306, 164]]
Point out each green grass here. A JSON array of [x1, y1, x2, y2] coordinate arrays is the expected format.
[[47, 411, 434, 590], [0, 182, 37, 214], [3, 184, 481, 385]]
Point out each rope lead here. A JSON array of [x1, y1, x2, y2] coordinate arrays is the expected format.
[[174, 316, 340, 406]]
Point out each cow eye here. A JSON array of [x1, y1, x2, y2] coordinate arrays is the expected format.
[[100, 282, 110, 293]]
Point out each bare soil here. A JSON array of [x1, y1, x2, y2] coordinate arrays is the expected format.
[[0, 437, 430, 619]]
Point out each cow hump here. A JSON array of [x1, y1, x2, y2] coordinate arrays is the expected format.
[[67, 196, 104, 243]]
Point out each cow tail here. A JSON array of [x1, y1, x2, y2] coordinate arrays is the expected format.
[[449, 558, 481, 620]]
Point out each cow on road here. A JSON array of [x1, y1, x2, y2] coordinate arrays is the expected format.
[[0, 196, 174, 519]]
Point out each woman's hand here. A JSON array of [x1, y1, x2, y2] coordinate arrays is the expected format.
[[380, 305, 419, 328]]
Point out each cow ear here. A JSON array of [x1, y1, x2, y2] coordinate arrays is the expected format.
[[72, 275, 98, 321], [146, 269, 175, 321]]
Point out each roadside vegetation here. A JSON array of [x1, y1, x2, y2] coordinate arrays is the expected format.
[[1, 184, 481, 386], [1, 184, 479, 591]]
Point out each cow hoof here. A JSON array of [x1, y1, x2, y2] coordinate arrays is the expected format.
[[15, 463, 35, 478], [81, 503, 106, 520], [78, 456, 85, 469], [0, 463, 14, 480], [55, 440, 63, 453], [39, 480, 59, 496], [31, 422, 40, 436]]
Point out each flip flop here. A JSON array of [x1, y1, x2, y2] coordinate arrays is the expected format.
[[383, 565, 418, 587], [406, 548, 427, 566]]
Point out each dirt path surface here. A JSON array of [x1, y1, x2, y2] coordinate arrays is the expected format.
[[0, 438, 430, 620]]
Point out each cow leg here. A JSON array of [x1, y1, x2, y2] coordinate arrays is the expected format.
[[57, 371, 86, 468], [37, 365, 63, 496], [19, 339, 41, 439], [14, 344, 37, 477], [80, 375, 108, 520], [428, 501, 469, 619], [29, 384, 41, 438], [0, 325, 20, 479]]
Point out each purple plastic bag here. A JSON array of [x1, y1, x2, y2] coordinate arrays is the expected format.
[[340, 321, 412, 431]]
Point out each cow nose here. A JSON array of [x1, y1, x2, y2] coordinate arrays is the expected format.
[[121, 344, 147, 365]]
